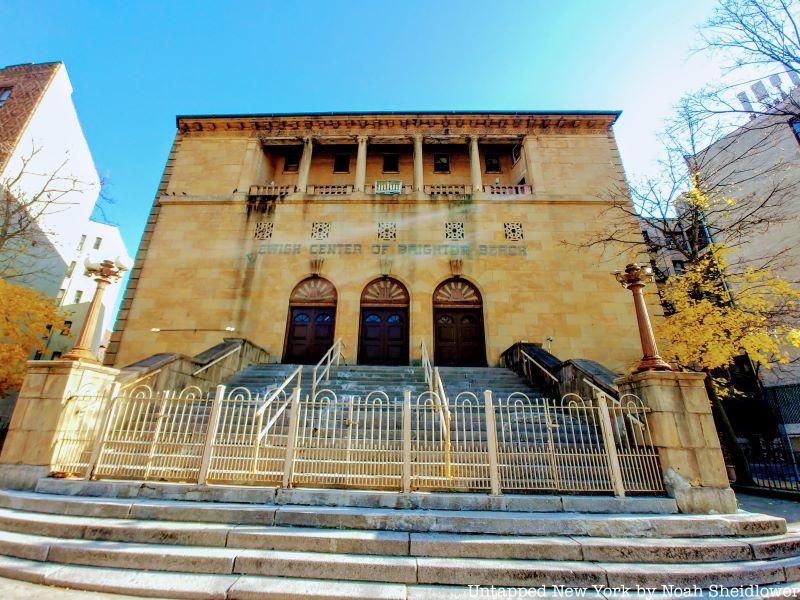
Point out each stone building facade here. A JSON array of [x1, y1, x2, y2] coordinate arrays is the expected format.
[[106, 111, 652, 373]]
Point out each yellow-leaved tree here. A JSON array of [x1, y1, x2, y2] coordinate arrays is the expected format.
[[657, 245, 800, 390], [0, 277, 61, 395]]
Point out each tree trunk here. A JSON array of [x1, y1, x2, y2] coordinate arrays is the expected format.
[[705, 374, 754, 486]]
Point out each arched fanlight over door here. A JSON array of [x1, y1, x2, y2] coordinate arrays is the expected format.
[[358, 277, 410, 365], [432, 278, 486, 367], [284, 277, 337, 364]]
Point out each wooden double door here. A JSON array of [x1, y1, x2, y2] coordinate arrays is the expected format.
[[284, 307, 336, 364], [358, 308, 409, 365], [433, 308, 486, 367]]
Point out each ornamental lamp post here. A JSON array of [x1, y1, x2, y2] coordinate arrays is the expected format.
[[613, 263, 673, 373], [61, 257, 129, 364]]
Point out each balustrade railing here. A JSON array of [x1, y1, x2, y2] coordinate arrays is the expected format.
[[372, 180, 405, 195], [311, 338, 345, 400], [425, 184, 472, 195], [248, 184, 296, 198], [484, 184, 533, 195], [308, 184, 353, 195], [53, 382, 663, 496]]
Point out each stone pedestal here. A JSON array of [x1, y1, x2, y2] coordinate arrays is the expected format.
[[0, 360, 119, 490], [616, 370, 736, 514]]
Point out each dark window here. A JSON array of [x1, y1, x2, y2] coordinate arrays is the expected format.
[[51, 351, 62, 359], [365, 314, 382, 323], [790, 118, 800, 144], [382, 153, 399, 173], [672, 260, 686, 275], [485, 153, 501, 173], [387, 314, 402, 324], [0, 88, 10, 108], [33, 350, 43, 360], [511, 144, 521, 164], [284, 149, 301, 172], [333, 153, 350, 173], [315, 313, 333, 323], [61, 321, 72, 335], [433, 153, 450, 173], [73, 290, 83, 303], [293, 313, 310, 323]]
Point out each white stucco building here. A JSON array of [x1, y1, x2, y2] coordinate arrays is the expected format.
[[0, 61, 131, 360]]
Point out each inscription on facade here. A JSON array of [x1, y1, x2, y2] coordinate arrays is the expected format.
[[246, 243, 527, 263]]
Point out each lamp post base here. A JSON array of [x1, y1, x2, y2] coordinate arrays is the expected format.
[[60, 348, 101, 364], [635, 355, 673, 372]]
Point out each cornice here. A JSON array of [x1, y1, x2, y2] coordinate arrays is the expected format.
[[176, 112, 618, 138]]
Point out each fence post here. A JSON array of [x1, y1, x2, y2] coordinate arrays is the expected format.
[[596, 392, 626, 497], [402, 389, 412, 493], [483, 390, 501, 496], [84, 383, 121, 480], [282, 387, 302, 488], [198, 385, 225, 485], [143, 391, 171, 481]]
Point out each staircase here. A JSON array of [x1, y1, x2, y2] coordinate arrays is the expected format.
[[224, 363, 545, 402], [0, 483, 797, 597]]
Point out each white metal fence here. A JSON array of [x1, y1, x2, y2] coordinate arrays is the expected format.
[[52, 384, 663, 496]]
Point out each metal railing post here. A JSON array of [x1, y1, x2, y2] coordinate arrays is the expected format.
[[596, 392, 626, 497], [198, 385, 226, 485], [402, 389, 412, 493], [84, 383, 121, 480], [483, 390, 501, 496], [282, 387, 302, 488], [143, 391, 170, 481], [311, 366, 318, 400]]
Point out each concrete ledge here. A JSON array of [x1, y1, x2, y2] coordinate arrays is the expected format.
[[29, 477, 679, 514], [0, 465, 49, 491]]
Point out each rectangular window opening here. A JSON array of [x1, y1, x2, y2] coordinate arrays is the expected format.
[[382, 153, 399, 173], [0, 87, 11, 108], [66, 261, 77, 277], [93, 237, 102, 250], [511, 144, 521, 164], [283, 149, 301, 172], [333, 153, 350, 173], [485, 153, 502, 173], [434, 153, 450, 173], [76, 235, 86, 251], [74, 290, 83, 303]]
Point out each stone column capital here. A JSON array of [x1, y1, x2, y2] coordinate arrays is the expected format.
[[357, 135, 369, 144]]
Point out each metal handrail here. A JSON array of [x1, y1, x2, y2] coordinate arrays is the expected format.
[[192, 345, 241, 376], [520, 349, 559, 384], [118, 368, 163, 390], [421, 340, 433, 391], [312, 338, 345, 400], [257, 365, 303, 442], [583, 377, 645, 428]]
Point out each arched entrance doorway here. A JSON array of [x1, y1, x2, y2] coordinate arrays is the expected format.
[[433, 278, 486, 367], [283, 277, 337, 364], [358, 278, 410, 365]]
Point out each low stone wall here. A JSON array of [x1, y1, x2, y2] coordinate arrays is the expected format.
[[115, 337, 269, 392]]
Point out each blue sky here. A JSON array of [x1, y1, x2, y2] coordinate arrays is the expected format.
[[1, 0, 722, 256]]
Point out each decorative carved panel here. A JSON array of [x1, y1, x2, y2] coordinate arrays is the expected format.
[[290, 277, 337, 306], [433, 279, 482, 308], [361, 278, 410, 307]]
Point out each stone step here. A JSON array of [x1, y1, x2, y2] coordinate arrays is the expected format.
[[2, 505, 797, 563], [0, 527, 799, 590], [35, 480, 678, 513], [0, 490, 783, 538]]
